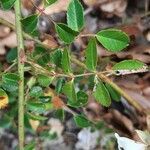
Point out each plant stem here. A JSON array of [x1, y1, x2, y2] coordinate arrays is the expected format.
[[4, 61, 17, 73], [0, 17, 144, 114], [71, 58, 144, 113], [98, 73, 143, 112], [14, 0, 25, 149]]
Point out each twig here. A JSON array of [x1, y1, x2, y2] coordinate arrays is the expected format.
[[0, 16, 145, 114], [27, 60, 95, 78], [14, 0, 25, 149], [29, 0, 55, 24], [71, 58, 144, 113], [4, 61, 17, 73]]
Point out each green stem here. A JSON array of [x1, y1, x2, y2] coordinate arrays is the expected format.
[[14, 0, 25, 149], [0, 16, 144, 114], [71, 57, 144, 113], [4, 61, 17, 73]]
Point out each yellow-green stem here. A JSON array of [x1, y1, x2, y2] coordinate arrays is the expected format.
[[14, 0, 25, 149]]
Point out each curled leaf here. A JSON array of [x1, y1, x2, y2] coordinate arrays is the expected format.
[[112, 60, 148, 75]]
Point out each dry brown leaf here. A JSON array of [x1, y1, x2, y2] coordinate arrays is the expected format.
[[143, 87, 150, 97], [0, 32, 17, 55], [44, 87, 55, 98], [146, 115, 150, 131], [0, 25, 11, 38], [43, 0, 70, 14], [0, 32, 17, 48], [0, 10, 15, 24], [52, 96, 65, 109], [29, 119, 40, 131], [83, 0, 98, 6], [119, 24, 142, 38], [83, 0, 111, 6], [102, 109, 135, 137], [111, 109, 134, 132], [100, 0, 127, 17], [122, 88, 150, 109], [41, 33, 58, 49]]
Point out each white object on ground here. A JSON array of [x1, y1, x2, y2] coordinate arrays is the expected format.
[[115, 133, 147, 150], [75, 128, 100, 150]]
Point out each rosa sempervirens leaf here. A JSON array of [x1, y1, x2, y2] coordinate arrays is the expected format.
[[96, 29, 130, 52], [67, 0, 84, 31], [1, 0, 16, 10], [21, 14, 38, 34], [74, 115, 91, 128], [68, 91, 88, 108], [105, 83, 121, 102], [112, 60, 147, 71], [30, 86, 43, 98], [51, 49, 62, 68], [93, 80, 111, 107], [37, 74, 54, 87], [2, 73, 20, 92], [44, 0, 57, 7], [27, 112, 48, 121], [55, 23, 78, 43], [27, 102, 46, 114], [61, 48, 71, 74], [85, 38, 97, 71], [62, 80, 77, 102]]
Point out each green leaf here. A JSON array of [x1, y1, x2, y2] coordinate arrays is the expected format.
[[40, 131, 57, 140], [37, 53, 51, 67], [30, 86, 43, 98], [37, 74, 54, 87], [2, 73, 20, 84], [27, 112, 48, 121], [105, 83, 121, 102], [39, 96, 51, 103], [44, 0, 57, 7], [55, 78, 65, 94], [54, 109, 65, 121], [33, 45, 47, 57], [68, 91, 88, 108], [55, 23, 78, 43], [0, 115, 11, 128], [2, 73, 19, 93], [96, 29, 130, 52], [51, 49, 62, 68], [27, 102, 46, 114], [27, 77, 36, 89], [1, 0, 16, 10], [62, 80, 77, 101], [93, 80, 111, 107], [1, 82, 18, 92], [112, 60, 147, 71], [61, 48, 71, 74], [21, 14, 38, 34], [2, 73, 20, 83], [24, 141, 36, 150], [85, 38, 97, 71], [67, 0, 84, 31], [6, 48, 17, 63], [74, 115, 91, 128]]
